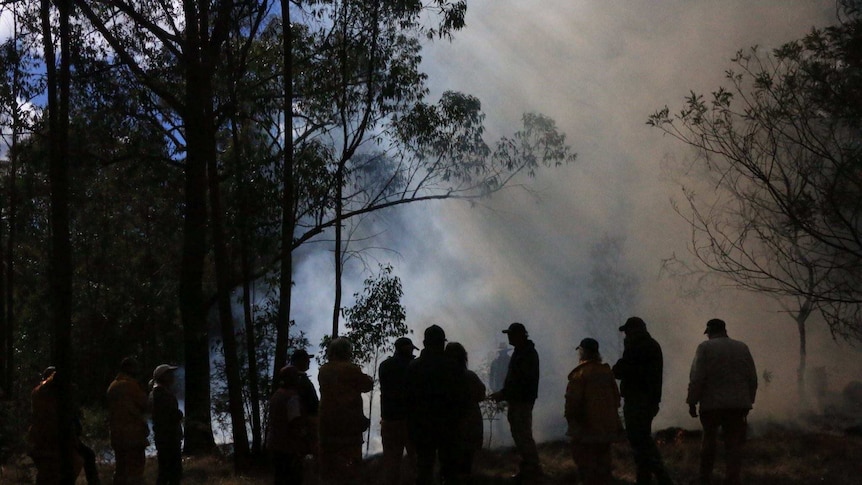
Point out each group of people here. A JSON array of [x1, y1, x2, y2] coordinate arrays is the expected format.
[[566, 317, 757, 485], [267, 322, 542, 485], [271, 317, 757, 485], [28, 358, 184, 484], [27, 315, 757, 485]]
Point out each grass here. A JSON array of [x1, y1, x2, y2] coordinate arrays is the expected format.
[[3, 427, 861, 484]]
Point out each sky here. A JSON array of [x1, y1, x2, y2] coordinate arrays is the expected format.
[[288, 1, 862, 448]]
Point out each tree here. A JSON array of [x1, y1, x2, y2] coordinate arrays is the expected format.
[[582, 234, 638, 360], [649, 7, 862, 398], [320, 263, 407, 455]]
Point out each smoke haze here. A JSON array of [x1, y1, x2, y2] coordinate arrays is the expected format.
[[287, 1, 862, 447]]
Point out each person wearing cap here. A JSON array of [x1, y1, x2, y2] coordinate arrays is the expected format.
[[318, 337, 374, 483], [290, 349, 319, 420], [268, 365, 314, 484], [490, 322, 542, 480], [405, 325, 470, 485], [378, 336, 418, 485], [149, 364, 183, 485], [687, 319, 757, 485], [612, 317, 673, 485], [566, 338, 623, 485], [107, 357, 150, 485]]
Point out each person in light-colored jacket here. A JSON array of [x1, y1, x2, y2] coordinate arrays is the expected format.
[[686, 319, 757, 485]]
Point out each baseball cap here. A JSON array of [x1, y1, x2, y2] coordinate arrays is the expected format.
[[577, 338, 599, 353], [153, 364, 179, 381], [619, 316, 647, 332], [290, 349, 314, 363], [394, 337, 418, 350], [502, 322, 527, 335]]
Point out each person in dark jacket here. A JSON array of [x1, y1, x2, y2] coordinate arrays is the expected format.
[[490, 322, 542, 481], [613, 317, 673, 485], [290, 349, 319, 458], [28, 367, 85, 484], [149, 364, 183, 485], [445, 342, 486, 482], [267, 365, 314, 485], [405, 325, 469, 485], [379, 336, 418, 485]]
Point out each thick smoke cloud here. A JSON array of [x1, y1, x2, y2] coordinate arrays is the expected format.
[[291, 1, 862, 447]]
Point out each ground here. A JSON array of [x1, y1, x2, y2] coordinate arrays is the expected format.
[[2, 426, 861, 484]]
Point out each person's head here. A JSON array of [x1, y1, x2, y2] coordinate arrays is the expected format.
[[290, 349, 314, 372], [277, 365, 300, 389], [618, 316, 647, 335], [577, 338, 601, 362], [394, 337, 418, 358], [704, 319, 728, 339], [445, 342, 468, 369], [119, 357, 139, 376], [502, 322, 528, 346], [327, 337, 353, 362], [423, 325, 446, 351], [153, 364, 179, 387]]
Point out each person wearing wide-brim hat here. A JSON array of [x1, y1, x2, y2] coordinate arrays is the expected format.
[[149, 364, 182, 485]]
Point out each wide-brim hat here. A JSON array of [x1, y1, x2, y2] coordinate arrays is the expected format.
[[153, 364, 179, 381]]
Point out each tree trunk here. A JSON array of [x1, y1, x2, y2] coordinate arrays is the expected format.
[[207, 153, 250, 464], [332, 169, 343, 338], [179, 0, 215, 454], [796, 303, 812, 406], [43, 0, 74, 480], [273, 0, 295, 382], [241, 243, 262, 455], [232, 117, 263, 456]]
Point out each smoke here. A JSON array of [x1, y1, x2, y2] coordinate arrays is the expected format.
[[287, 0, 862, 450]]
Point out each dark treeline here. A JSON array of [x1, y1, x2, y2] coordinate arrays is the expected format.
[[0, 0, 575, 467]]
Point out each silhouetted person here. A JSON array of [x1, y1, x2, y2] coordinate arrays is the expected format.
[[318, 337, 373, 483], [613, 317, 673, 485], [490, 322, 542, 481], [445, 342, 486, 482], [107, 357, 149, 485], [566, 338, 623, 485], [290, 349, 319, 459], [149, 364, 183, 485], [268, 365, 314, 485], [28, 367, 85, 484], [405, 325, 469, 485], [379, 337, 418, 485], [687, 319, 757, 485]]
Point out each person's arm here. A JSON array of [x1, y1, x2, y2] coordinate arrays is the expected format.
[[564, 373, 583, 421], [687, 345, 705, 417], [746, 346, 758, 405]]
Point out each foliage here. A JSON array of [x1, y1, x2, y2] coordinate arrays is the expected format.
[[320, 264, 407, 365], [648, 10, 862, 341]]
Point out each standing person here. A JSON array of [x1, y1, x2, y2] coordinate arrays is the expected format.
[[267, 365, 314, 485], [149, 364, 183, 485], [317, 338, 373, 483], [612, 317, 674, 485], [28, 367, 84, 484], [379, 337, 418, 485], [687, 319, 758, 485], [405, 325, 469, 485], [107, 357, 150, 485], [290, 349, 319, 459], [445, 342, 486, 482], [490, 322, 542, 481], [565, 338, 623, 485]]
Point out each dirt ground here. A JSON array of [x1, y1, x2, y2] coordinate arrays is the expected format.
[[3, 427, 861, 484]]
